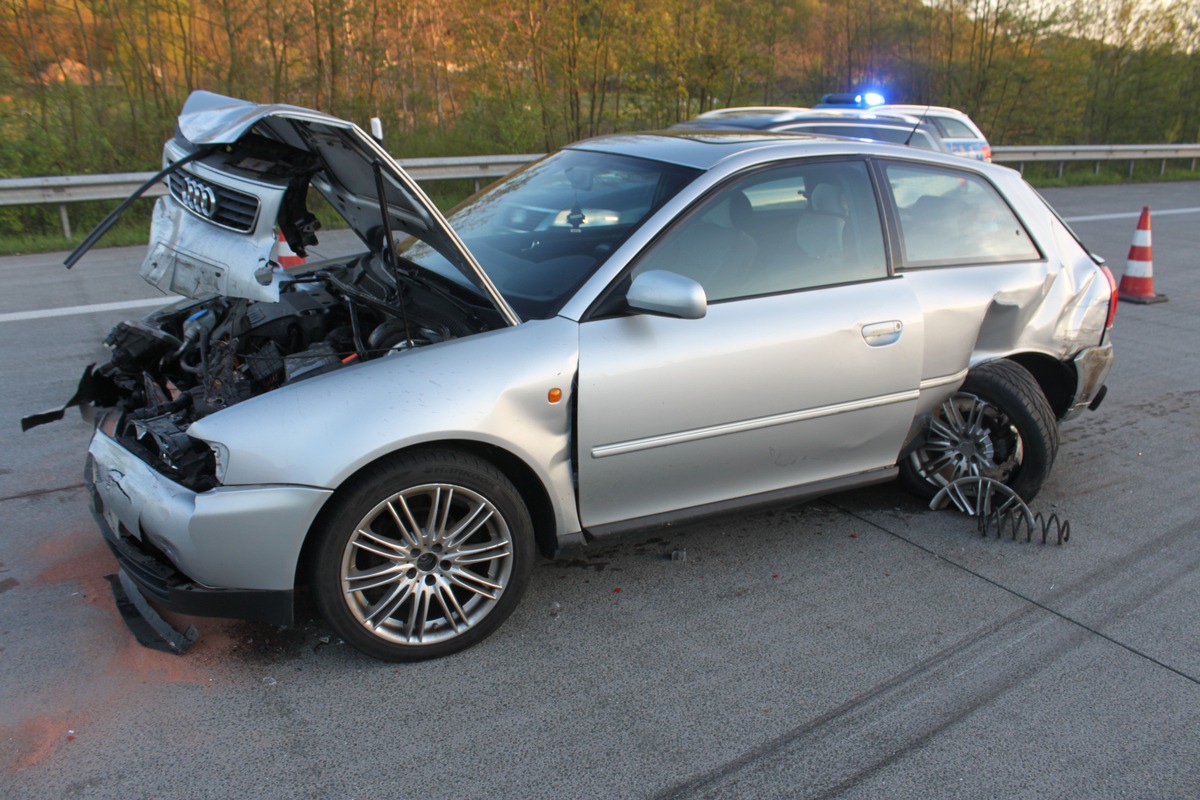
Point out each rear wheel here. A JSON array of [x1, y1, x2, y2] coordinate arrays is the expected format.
[[313, 449, 534, 661], [900, 360, 1058, 503]]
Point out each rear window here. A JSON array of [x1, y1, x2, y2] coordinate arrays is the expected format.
[[933, 117, 980, 139], [883, 162, 1041, 267]]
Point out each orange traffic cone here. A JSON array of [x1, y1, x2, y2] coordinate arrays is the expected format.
[[274, 230, 306, 270], [1118, 206, 1167, 304]]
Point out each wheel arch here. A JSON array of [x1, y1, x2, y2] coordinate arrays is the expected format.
[[294, 440, 560, 590], [899, 355, 1059, 503], [1004, 352, 1074, 419]]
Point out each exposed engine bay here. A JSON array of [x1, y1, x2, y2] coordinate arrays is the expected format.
[[34, 254, 495, 490]]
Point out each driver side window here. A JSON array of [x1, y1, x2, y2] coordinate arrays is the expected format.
[[632, 160, 887, 301]]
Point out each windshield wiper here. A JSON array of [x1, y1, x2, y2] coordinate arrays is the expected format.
[[64, 145, 219, 269]]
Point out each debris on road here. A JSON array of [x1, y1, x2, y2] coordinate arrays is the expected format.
[[931, 476, 1072, 545]]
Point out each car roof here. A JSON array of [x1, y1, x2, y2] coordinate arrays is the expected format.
[[694, 106, 811, 120], [773, 121, 945, 149], [875, 105, 987, 137], [678, 106, 928, 131], [877, 104, 974, 118]]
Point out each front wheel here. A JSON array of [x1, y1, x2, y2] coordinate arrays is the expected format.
[[312, 449, 534, 661], [899, 360, 1059, 503]]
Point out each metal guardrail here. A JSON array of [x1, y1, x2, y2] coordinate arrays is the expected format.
[[2, 146, 1197, 238], [0, 154, 544, 239], [991, 143, 1200, 177]]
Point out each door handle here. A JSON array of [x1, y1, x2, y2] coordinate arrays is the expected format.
[[862, 320, 903, 347]]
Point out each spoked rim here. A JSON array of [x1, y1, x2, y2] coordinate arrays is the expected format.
[[339, 483, 514, 646], [909, 391, 1024, 491]]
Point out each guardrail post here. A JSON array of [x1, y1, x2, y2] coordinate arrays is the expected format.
[[1057, 161, 1064, 179], [58, 204, 71, 240]]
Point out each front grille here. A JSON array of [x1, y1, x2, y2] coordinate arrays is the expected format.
[[167, 171, 260, 232]]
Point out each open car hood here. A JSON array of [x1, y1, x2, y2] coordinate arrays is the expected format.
[[141, 91, 518, 323]]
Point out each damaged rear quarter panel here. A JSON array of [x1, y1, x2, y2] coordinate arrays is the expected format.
[[902, 170, 1109, 383]]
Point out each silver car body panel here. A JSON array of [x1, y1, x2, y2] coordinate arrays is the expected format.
[[576, 278, 926, 526], [89, 429, 332, 591], [1067, 344, 1114, 419], [186, 316, 584, 535], [140, 146, 287, 302]]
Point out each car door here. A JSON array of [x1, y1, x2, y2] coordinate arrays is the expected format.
[[574, 159, 926, 530]]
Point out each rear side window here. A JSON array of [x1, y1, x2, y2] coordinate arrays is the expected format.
[[882, 162, 1040, 267], [932, 117, 980, 139]]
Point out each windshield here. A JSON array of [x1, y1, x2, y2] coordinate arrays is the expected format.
[[398, 149, 699, 319]]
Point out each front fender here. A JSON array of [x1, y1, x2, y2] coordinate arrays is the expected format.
[[188, 316, 581, 533]]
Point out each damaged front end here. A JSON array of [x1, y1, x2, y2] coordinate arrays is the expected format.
[[25, 91, 518, 491], [56, 273, 488, 491]]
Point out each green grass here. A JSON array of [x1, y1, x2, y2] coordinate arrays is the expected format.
[[0, 225, 152, 257], [1019, 161, 1200, 188]]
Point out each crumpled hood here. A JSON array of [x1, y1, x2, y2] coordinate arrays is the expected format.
[[175, 91, 342, 145]]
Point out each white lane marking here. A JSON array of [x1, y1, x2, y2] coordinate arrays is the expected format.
[[0, 296, 178, 323], [1063, 206, 1200, 223]]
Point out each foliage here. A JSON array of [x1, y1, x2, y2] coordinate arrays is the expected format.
[[1, 0, 1197, 184]]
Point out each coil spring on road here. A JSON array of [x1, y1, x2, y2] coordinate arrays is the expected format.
[[978, 506, 1071, 545], [929, 476, 1072, 546]]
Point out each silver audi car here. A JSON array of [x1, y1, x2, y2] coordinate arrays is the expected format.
[[36, 92, 1116, 661]]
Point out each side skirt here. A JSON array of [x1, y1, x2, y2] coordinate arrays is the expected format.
[[575, 466, 898, 548]]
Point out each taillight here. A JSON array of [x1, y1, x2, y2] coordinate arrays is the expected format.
[[981, 144, 993, 162], [1101, 265, 1118, 329]]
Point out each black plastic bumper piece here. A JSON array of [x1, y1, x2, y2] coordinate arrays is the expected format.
[[89, 497, 295, 629], [107, 571, 199, 654]]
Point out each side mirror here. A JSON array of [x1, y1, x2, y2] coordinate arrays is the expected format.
[[625, 270, 707, 320]]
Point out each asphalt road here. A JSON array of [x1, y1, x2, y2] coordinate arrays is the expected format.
[[1, 181, 1198, 798]]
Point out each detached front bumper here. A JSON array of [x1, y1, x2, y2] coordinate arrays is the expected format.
[[86, 424, 333, 626]]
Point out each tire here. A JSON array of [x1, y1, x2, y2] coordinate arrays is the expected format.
[[899, 360, 1059, 503], [312, 449, 534, 661]]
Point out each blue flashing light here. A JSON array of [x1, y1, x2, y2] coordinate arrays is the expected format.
[[816, 90, 887, 109]]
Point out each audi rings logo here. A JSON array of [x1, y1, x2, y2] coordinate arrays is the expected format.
[[179, 176, 218, 218]]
